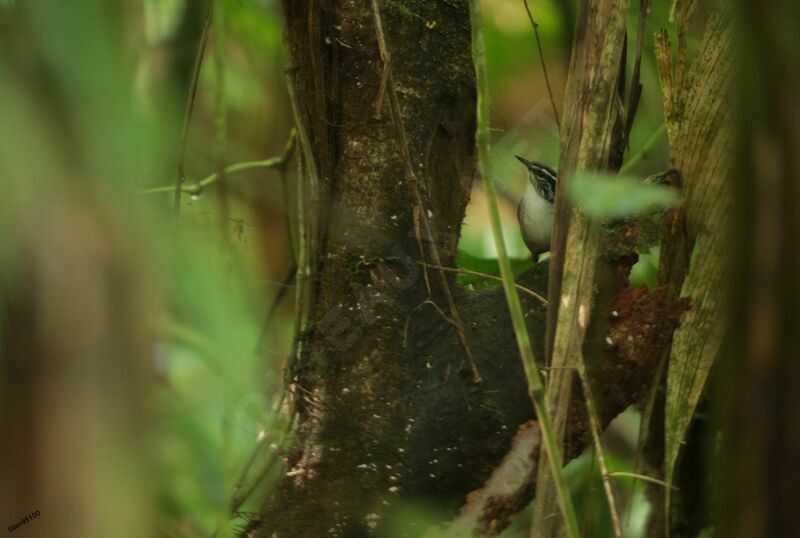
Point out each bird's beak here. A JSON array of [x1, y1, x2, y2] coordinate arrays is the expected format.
[[515, 155, 531, 167]]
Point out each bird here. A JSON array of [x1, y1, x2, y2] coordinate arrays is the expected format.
[[515, 155, 557, 260]]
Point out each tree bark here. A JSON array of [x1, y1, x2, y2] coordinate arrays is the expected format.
[[265, 2, 672, 536], [270, 2, 482, 535]]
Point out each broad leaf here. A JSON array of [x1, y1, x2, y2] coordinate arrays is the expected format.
[[569, 173, 679, 219]]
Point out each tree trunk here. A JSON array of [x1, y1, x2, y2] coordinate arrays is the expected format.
[[269, 2, 483, 535], [265, 2, 672, 536]]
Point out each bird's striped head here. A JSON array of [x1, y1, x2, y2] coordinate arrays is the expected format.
[[515, 155, 557, 204]]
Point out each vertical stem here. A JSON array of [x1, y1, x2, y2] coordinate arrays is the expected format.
[[468, 0, 579, 536], [175, 0, 214, 217], [285, 74, 317, 383], [212, 7, 231, 535], [576, 356, 623, 538], [534, 0, 629, 533], [213, 0, 230, 241], [522, 0, 560, 129]]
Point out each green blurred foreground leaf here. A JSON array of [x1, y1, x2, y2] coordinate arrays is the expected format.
[[569, 173, 680, 219]]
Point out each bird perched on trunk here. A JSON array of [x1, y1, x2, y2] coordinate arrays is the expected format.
[[515, 155, 557, 260]]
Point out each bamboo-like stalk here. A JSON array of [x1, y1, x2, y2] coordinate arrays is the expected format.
[[533, 0, 630, 533], [658, 6, 734, 534], [468, 0, 579, 536]]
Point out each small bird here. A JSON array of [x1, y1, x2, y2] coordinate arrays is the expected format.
[[515, 155, 557, 259]]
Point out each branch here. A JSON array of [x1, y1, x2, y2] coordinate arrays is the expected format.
[[576, 356, 623, 538], [522, 0, 560, 129], [142, 130, 297, 195], [469, 0, 579, 535], [419, 262, 548, 305], [620, 123, 666, 174]]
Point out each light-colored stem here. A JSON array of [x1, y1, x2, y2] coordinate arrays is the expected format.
[[468, 0, 579, 536], [212, 0, 230, 245], [608, 472, 678, 490], [143, 159, 286, 195], [522, 0, 560, 129], [533, 0, 630, 534], [419, 262, 548, 305], [285, 74, 317, 382], [576, 357, 623, 538], [142, 131, 296, 195]]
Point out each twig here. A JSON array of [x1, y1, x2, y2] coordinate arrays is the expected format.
[[418, 262, 548, 305], [374, 62, 390, 119], [575, 357, 623, 538], [370, 0, 482, 383], [277, 131, 300, 261], [469, 0, 579, 535], [230, 449, 282, 513], [522, 0, 560, 129], [418, 299, 457, 328], [285, 68, 320, 399], [230, 421, 272, 507], [654, 30, 678, 145], [142, 131, 297, 195], [174, 0, 214, 216], [256, 265, 298, 354], [212, 0, 230, 245], [608, 471, 679, 490], [619, 123, 666, 174], [229, 393, 291, 513]]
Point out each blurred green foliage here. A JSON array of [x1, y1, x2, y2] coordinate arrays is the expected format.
[[154, 233, 282, 533], [569, 173, 680, 219], [0, 0, 686, 534], [630, 246, 661, 290], [0, 1, 288, 535]]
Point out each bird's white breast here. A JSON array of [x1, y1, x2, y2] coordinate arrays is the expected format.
[[519, 180, 554, 256]]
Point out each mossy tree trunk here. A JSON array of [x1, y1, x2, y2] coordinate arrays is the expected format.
[[269, 2, 486, 535], [265, 1, 702, 536]]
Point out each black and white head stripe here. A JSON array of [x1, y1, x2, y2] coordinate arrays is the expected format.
[[515, 156, 557, 203]]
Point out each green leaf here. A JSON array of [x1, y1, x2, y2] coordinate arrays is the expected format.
[[629, 246, 661, 290], [569, 173, 680, 219]]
